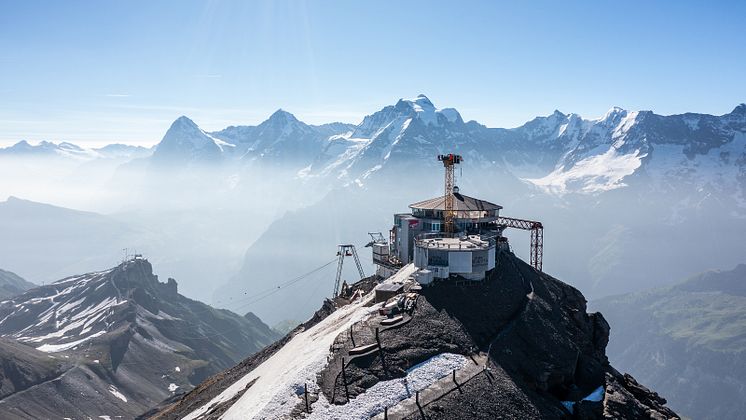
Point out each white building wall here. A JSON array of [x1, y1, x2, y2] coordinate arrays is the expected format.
[[414, 245, 427, 270], [448, 251, 472, 273], [398, 224, 409, 263]]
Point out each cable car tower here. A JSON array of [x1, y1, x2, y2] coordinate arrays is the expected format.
[[333, 244, 365, 297], [437, 154, 463, 235]]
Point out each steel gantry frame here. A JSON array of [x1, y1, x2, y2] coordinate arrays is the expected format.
[[496, 216, 544, 272], [333, 244, 365, 297]]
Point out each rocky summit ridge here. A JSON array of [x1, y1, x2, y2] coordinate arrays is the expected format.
[[145, 251, 678, 420]]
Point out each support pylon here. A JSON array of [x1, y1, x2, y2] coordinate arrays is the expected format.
[[333, 244, 365, 297]]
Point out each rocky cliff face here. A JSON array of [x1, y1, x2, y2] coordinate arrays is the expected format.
[[0, 259, 279, 419], [145, 252, 678, 419]]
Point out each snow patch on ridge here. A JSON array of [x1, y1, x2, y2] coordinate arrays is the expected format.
[[36, 330, 106, 352], [308, 353, 468, 419], [108, 384, 128, 402]]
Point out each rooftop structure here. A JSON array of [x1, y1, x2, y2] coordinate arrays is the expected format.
[[370, 153, 545, 284], [410, 192, 502, 213]]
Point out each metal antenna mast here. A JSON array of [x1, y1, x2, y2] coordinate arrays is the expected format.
[[437, 154, 463, 235], [333, 244, 365, 297]]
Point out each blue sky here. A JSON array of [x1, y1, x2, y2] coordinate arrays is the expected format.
[[1, 0, 744, 146]]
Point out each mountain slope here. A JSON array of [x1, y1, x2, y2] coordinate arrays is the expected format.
[[148, 252, 678, 420], [591, 264, 746, 420], [0, 337, 64, 399], [0, 268, 35, 300], [0, 258, 279, 419]]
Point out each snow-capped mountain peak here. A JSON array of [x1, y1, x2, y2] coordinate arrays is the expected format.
[[397, 94, 435, 111], [394, 94, 463, 127], [152, 115, 229, 162], [266, 108, 300, 125], [172, 115, 198, 129], [599, 106, 626, 118]]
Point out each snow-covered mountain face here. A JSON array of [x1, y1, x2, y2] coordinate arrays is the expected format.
[[0, 259, 278, 419], [523, 105, 746, 199], [212, 110, 355, 166], [301, 95, 481, 183], [274, 96, 746, 209], [147, 111, 355, 170]]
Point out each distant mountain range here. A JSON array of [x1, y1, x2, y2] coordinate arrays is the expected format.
[[3, 95, 745, 320], [151, 96, 746, 207], [0, 140, 152, 160], [591, 264, 746, 420], [6, 95, 744, 202], [0, 259, 278, 419]]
